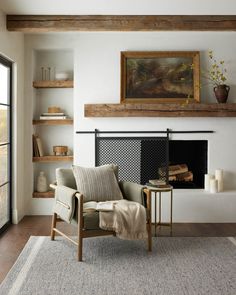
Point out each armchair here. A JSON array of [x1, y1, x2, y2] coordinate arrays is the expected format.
[[50, 167, 152, 261]]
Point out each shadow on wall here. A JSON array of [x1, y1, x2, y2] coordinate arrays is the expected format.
[[226, 84, 236, 103], [224, 171, 236, 190]]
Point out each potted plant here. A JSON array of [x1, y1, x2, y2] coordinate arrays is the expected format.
[[203, 51, 230, 103]]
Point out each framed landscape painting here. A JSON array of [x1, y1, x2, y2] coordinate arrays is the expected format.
[[120, 51, 200, 103]]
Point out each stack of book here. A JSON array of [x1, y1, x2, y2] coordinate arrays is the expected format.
[[40, 112, 68, 120], [146, 179, 171, 189], [32, 135, 44, 157]]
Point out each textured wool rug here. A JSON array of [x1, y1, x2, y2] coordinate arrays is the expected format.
[[1, 236, 236, 295]]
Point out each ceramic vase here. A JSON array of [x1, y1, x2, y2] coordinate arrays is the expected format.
[[36, 171, 48, 192], [213, 84, 230, 103]]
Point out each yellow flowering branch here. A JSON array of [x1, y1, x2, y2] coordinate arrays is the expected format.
[[202, 50, 227, 86]]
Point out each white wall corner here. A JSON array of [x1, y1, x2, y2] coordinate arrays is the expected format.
[[12, 208, 24, 224], [0, 10, 25, 224]]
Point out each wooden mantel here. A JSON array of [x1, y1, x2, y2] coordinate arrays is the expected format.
[[6, 15, 236, 32], [84, 103, 236, 117]]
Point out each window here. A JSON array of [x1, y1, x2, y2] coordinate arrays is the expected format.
[[0, 55, 12, 233]]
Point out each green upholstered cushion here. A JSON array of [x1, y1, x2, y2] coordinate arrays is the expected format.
[[83, 211, 100, 230], [119, 181, 145, 205], [55, 164, 118, 191], [71, 211, 100, 230], [72, 164, 123, 202], [73, 209, 148, 229]]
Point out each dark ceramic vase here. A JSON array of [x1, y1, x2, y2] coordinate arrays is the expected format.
[[213, 84, 230, 103]]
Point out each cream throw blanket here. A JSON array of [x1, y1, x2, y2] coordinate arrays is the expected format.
[[99, 199, 148, 240]]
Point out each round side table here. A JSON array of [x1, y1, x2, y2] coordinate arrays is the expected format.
[[145, 185, 173, 236]]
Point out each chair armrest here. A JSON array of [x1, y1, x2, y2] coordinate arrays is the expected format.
[[50, 183, 83, 201], [51, 184, 83, 223], [143, 188, 151, 210], [119, 180, 145, 205], [50, 183, 57, 190]]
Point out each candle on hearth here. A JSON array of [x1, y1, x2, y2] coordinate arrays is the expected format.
[[215, 169, 223, 192], [217, 180, 223, 192], [215, 169, 223, 180], [204, 174, 214, 191], [210, 179, 218, 193]]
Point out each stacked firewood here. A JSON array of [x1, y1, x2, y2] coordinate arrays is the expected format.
[[159, 164, 193, 182]]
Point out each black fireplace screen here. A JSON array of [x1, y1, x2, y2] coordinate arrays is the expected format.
[[96, 136, 169, 185], [76, 129, 212, 189]]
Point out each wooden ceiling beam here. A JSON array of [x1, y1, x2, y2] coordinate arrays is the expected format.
[[6, 15, 236, 32]]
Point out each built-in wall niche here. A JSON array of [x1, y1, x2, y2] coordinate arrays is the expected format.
[[33, 49, 74, 120], [34, 49, 73, 81], [32, 49, 74, 198]]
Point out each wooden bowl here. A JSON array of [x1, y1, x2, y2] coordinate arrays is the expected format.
[[53, 146, 68, 156], [48, 106, 61, 113]]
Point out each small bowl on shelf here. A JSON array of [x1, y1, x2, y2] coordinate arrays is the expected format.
[[55, 72, 70, 81], [53, 146, 68, 156], [48, 106, 61, 113]]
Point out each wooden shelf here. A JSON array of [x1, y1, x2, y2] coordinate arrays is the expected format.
[[33, 156, 73, 162], [33, 119, 73, 125], [33, 191, 54, 198], [84, 103, 236, 117], [33, 80, 73, 88]]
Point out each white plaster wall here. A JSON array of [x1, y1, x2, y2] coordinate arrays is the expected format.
[[0, 10, 24, 223], [74, 32, 236, 175], [24, 32, 236, 221], [75, 32, 236, 222]]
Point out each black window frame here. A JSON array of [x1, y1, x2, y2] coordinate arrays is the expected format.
[[0, 55, 13, 234]]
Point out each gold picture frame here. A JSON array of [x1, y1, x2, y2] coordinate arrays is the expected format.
[[120, 51, 200, 103]]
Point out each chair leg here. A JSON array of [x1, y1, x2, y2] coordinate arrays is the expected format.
[[147, 220, 152, 252], [51, 213, 57, 241], [78, 195, 83, 261], [145, 189, 152, 252], [78, 228, 83, 262]]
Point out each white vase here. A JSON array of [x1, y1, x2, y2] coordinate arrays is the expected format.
[[36, 171, 48, 192]]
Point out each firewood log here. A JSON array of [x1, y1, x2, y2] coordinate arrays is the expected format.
[[168, 164, 188, 176], [176, 171, 193, 182]]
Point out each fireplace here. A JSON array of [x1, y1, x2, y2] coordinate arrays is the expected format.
[[94, 131, 208, 189], [169, 140, 208, 189]]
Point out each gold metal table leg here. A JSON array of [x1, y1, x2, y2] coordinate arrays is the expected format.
[[159, 192, 162, 227], [170, 188, 173, 236], [154, 192, 157, 237]]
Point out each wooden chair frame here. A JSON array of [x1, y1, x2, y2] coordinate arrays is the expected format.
[[50, 185, 152, 261]]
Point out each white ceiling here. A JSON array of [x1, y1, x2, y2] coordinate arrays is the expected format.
[[0, 0, 236, 15]]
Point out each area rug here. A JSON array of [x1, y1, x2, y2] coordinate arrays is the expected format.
[[1, 236, 236, 295]]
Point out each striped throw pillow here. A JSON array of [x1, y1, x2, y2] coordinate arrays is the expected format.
[[72, 165, 123, 202]]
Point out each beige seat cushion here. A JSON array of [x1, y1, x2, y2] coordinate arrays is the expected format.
[[72, 165, 123, 202]]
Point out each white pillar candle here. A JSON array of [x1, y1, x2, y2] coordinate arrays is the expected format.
[[215, 169, 223, 192], [215, 169, 223, 181], [217, 179, 223, 192], [204, 174, 214, 191], [210, 179, 218, 193]]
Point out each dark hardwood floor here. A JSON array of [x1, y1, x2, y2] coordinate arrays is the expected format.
[[0, 216, 235, 283]]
